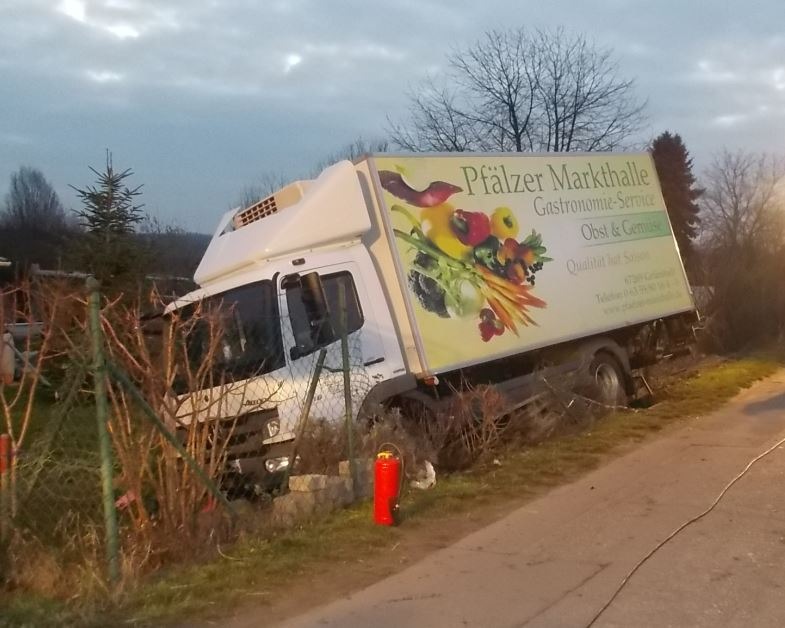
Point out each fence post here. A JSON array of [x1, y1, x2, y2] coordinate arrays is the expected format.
[[338, 282, 357, 497], [281, 348, 327, 492], [86, 277, 120, 586]]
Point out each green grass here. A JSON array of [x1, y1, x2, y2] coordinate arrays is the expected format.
[[1, 353, 781, 627]]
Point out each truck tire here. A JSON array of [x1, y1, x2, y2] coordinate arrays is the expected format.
[[588, 353, 627, 408]]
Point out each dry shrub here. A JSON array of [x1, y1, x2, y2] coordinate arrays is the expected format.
[[503, 392, 567, 445], [427, 373, 599, 468], [424, 383, 509, 471], [293, 418, 352, 475], [700, 259, 785, 353], [360, 408, 431, 477], [4, 513, 140, 607], [2, 282, 271, 598], [98, 289, 254, 566], [0, 280, 72, 589], [27, 285, 263, 574], [5, 533, 62, 595], [293, 409, 428, 480], [503, 385, 595, 447]]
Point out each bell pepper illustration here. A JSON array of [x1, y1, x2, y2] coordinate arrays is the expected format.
[[496, 237, 520, 266], [497, 238, 536, 266], [420, 204, 472, 259], [490, 207, 519, 240], [450, 209, 491, 246], [496, 237, 539, 284], [379, 171, 462, 207], [519, 246, 536, 266]]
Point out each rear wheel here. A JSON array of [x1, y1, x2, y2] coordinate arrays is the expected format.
[[588, 353, 627, 408]]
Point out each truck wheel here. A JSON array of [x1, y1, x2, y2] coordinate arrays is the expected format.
[[588, 353, 627, 408]]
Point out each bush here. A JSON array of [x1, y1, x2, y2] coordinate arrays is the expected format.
[[701, 252, 785, 352]]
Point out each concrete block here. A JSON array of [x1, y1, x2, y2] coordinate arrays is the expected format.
[[273, 473, 363, 528], [271, 491, 316, 526], [288, 473, 330, 492], [339, 458, 374, 500]]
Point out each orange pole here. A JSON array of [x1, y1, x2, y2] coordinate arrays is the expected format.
[[0, 433, 10, 475], [0, 433, 10, 540]]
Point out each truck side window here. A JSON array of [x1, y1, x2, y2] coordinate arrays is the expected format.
[[286, 272, 364, 357]]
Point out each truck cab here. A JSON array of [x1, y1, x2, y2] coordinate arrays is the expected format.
[[166, 161, 406, 488]]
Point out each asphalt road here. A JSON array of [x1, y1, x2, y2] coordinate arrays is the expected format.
[[277, 370, 785, 628]]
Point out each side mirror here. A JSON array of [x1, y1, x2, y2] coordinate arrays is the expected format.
[[284, 272, 337, 358]]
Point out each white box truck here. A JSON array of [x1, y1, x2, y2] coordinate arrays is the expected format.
[[168, 152, 697, 486]]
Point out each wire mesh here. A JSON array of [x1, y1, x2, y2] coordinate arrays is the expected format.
[[0, 277, 381, 594]]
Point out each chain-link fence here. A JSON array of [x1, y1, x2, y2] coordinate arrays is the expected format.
[[0, 275, 381, 598], [0, 270, 625, 609]]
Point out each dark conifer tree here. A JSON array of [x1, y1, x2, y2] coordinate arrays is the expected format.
[[650, 132, 703, 266]]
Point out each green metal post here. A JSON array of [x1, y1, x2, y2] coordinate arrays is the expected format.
[[338, 283, 357, 497], [280, 348, 327, 493], [86, 277, 120, 586]]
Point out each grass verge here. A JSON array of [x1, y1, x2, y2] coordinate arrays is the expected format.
[[1, 353, 781, 627]]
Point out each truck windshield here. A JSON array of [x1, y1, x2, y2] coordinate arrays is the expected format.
[[173, 280, 284, 393]]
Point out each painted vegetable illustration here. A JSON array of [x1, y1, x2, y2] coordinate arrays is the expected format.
[[379, 169, 553, 342], [377, 170, 463, 207]]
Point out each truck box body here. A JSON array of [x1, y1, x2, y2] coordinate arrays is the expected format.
[[363, 153, 694, 375]]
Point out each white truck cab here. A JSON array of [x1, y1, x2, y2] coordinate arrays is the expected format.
[[167, 161, 409, 486]]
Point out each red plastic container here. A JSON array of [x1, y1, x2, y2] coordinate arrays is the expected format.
[[0, 434, 10, 475], [373, 451, 401, 526]]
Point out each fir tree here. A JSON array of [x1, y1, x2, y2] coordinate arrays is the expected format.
[[650, 132, 703, 266], [71, 152, 145, 285]]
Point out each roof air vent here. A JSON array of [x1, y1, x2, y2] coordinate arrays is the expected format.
[[232, 180, 310, 230]]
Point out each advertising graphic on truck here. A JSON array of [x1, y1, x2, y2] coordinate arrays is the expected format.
[[373, 154, 693, 372]]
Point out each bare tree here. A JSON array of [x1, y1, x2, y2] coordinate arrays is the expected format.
[[388, 86, 477, 152], [388, 27, 646, 153], [0, 167, 72, 269], [1, 167, 66, 231], [698, 150, 785, 350], [236, 171, 292, 208], [533, 28, 646, 151], [310, 136, 391, 176], [700, 150, 785, 256], [449, 29, 541, 152], [236, 136, 391, 208]]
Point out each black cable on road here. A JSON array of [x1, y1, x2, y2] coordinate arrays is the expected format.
[[586, 431, 785, 627]]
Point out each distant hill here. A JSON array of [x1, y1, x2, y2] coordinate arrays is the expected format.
[[137, 231, 211, 279], [0, 226, 211, 288]]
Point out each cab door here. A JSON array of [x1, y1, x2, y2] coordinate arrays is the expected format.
[[277, 262, 386, 423]]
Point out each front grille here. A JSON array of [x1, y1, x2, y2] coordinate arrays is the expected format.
[[215, 408, 278, 458]]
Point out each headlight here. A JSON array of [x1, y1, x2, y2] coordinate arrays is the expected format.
[[265, 456, 289, 473], [265, 418, 280, 439]]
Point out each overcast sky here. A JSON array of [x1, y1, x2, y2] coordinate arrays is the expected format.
[[1, 0, 783, 233]]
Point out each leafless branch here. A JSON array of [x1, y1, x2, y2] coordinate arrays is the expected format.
[[388, 27, 646, 153]]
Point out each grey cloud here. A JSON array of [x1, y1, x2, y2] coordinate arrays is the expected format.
[[0, 0, 783, 232]]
